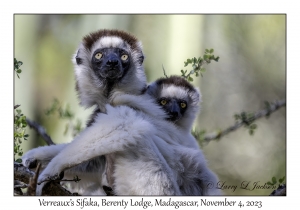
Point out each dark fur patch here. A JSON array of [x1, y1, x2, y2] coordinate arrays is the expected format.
[[86, 107, 101, 127], [103, 185, 114, 196], [156, 75, 196, 92], [82, 29, 139, 51]]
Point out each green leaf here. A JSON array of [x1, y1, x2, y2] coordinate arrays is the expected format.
[[181, 70, 185, 77], [250, 124, 257, 129], [272, 177, 277, 184], [267, 181, 274, 185], [188, 77, 193, 82], [16, 158, 22, 163], [279, 176, 285, 183], [234, 114, 240, 120], [210, 49, 214, 53]]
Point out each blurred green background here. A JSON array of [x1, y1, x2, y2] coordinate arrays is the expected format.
[[14, 14, 286, 195]]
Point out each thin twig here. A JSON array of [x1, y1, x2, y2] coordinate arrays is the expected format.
[[38, 176, 81, 185], [26, 118, 55, 145], [14, 184, 28, 189], [184, 60, 208, 80], [27, 163, 41, 195], [14, 180, 27, 189], [162, 64, 168, 78], [203, 99, 286, 142]]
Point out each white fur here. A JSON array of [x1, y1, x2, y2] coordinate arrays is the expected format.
[[111, 92, 199, 149], [111, 91, 221, 195], [22, 143, 107, 195], [110, 93, 167, 121], [91, 37, 129, 54], [22, 80, 220, 196], [32, 102, 221, 196], [22, 143, 67, 169], [36, 104, 182, 196], [161, 85, 189, 100]]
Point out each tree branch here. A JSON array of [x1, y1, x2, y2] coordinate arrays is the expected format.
[[14, 162, 73, 196], [201, 99, 286, 143], [14, 104, 20, 109], [26, 118, 55, 145]]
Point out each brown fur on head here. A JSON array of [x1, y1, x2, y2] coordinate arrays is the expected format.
[[82, 29, 140, 53]]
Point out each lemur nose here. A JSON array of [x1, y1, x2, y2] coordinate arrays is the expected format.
[[170, 110, 179, 117], [107, 59, 119, 67]]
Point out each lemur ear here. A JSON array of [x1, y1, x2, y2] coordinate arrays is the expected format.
[[138, 54, 145, 65], [75, 49, 82, 65], [145, 82, 158, 97], [191, 87, 201, 104]]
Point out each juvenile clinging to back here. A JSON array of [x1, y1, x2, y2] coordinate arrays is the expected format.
[[110, 75, 221, 195]]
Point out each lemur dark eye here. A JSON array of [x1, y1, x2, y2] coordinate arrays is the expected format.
[[180, 102, 187, 109], [121, 54, 128, 61], [160, 99, 167, 106], [95, 53, 102, 60]]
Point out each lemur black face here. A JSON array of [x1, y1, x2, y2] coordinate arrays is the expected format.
[[158, 97, 187, 122], [91, 48, 130, 80]]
